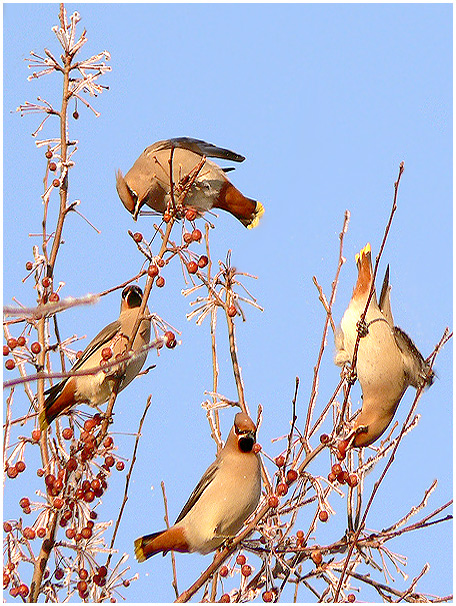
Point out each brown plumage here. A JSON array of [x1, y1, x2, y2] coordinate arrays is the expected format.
[[134, 412, 262, 560], [39, 285, 151, 430], [335, 243, 434, 447], [116, 137, 264, 228]]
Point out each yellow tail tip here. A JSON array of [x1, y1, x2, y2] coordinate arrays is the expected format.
[[134, 538, 146, 563], [38, 410, 49, 432], [247, 201, 265, 229], [355, 242, 371, 266]]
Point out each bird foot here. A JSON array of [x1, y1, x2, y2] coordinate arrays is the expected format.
[[356, 319, 369, 338]]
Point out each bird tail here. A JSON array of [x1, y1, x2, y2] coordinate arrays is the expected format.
[[39, 379, 76, 431], [134, 526, 188, 561], [353, 243, 373, 298]]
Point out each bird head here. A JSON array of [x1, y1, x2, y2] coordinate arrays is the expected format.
[[121, 285, 144, 310], [234, 412, 257, 453]]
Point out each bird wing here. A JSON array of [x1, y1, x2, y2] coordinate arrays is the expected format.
[[43, 319, 121, 401], [144, 138, 245, 163], [379, 265, 394, 327], [175, 459, 219, 523], [393, 326, 434, 388]]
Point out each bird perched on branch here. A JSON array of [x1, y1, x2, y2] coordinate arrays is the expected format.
[[334, 243, 434, 447], [116, 137, 264, 228], [39, 285, 151, 430], [134, 412, 261, 560]]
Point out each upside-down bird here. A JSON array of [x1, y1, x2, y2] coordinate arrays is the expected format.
[[39, 285, 151, 430], [334, 243, 434, 447], [116, 137, 264, 228], [134, 412, 262, 559]]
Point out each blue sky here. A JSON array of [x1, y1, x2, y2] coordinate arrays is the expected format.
[[3, 3, 452, 603]]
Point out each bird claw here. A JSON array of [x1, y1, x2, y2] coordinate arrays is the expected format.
[[356, 319, 369, 338], [345, 366, 357, 385]]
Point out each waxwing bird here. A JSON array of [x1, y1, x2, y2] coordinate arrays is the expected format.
[[134, 412, 262, 560], [39, 285, 151, 430], [116, 137, 264, 228], [334, 243, 434, 447]]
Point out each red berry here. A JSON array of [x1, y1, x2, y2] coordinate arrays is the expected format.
[[3, 345, 9, 356], [262, 591, 274, 602], [54, 498, 64, 509], [19, 497, 30, 509], [49, 162, 57, 171], [348, 594, 356, 602], [104, 436, 113, 448], [9, 587, 19, 598], [91, 478, 101, 491], [37, 468, 45, 477], [287, 469, 298, 483], [275, 455, 285, 467], [84, 418, 97, 432], [220, 595, 230, 603], [79, 569, 89, 580], [337, 471, 347, 484], [268, 495, 279, 508], [122, 579, 130, 587], [3, 573, 10, 589], [42, 276, 51, 287], [3, 522, 12, 532], [133, 232, 143, 243], [219, 565, 229, 577], [37, 528, 46, 538], [198, 255, 209, 268], [26, 261, 34, 271], [163, 211, 171, 223], [331, 463, 342, 476], [5, 359, 15, 370], [49, 292, 60, 302], [98, 566, 107, 577], [16, 461, 26, 473], [148, 264, 159, 278], [164, 331, 177, 349], [90, 511, 98, 520], [276, 483, 288, 496], [227, 305, 237, 318], [236, 554, 246, 566], [320, 433, 330, 444], [76, 350, 83, 359], [60, 427, 73, 441], [348, 474, 359, 488], [319, 510, 329, 522], [157, 258, 165, 268], [7, 466, 18, 478], [77, 580, 88, 593], [23, 527, 35, 540], [18, 584, 29, 598], [192, 229, 202, 242], [116, 461, 125, 471], [32, 429, 41, 442], [311, 550, 323, 565], [253, 443, 262, 454], [73, 111, 79, 120], [17, 336, 26, 347], [52, 178, 60, 188], [156, 276, 165, 288], [67, 458, 77, 472], [7, 338, 17, 350], [187, 261, 198, 274], [31, 342, 41, 354], [55, 567, 64, 580], [81, 527, 92, 539], [45, 150, 53, 159], [185, 208, 197, 221], [296, 530, 304, 539], [241, 564, 252, 577], [338, 439, 349, 456], [183, 233, 192, 244], [105, 455, 115, 468], [327, 471, 336, 483]]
